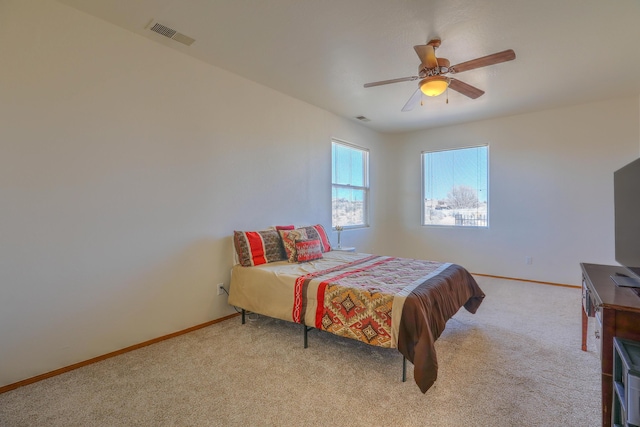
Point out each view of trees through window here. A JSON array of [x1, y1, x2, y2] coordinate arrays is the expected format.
[[422, 146, 488, 227], [332, 140, 369, 228]]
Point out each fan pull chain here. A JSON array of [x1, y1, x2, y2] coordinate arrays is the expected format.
[[446, 86, 449, 104]]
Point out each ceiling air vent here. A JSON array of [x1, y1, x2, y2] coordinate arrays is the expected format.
[[148, 22, 195, 46], [355, 116, 371, 122]]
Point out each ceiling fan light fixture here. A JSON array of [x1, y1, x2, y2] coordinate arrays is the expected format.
[[420, 77, 450, 97]]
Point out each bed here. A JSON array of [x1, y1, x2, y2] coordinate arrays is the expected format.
[[228, 227, 485, 393]]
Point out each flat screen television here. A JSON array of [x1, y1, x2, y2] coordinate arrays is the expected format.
[[612, 157, 640, 288]]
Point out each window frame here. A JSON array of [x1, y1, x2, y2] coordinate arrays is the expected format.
[[421, 144, 489, 228], [331, 139, 370, 229]]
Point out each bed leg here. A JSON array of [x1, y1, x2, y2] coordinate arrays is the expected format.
[[241, 309, 245, 325], [303, 325, 314, 349], [402, 356, 407, 382]]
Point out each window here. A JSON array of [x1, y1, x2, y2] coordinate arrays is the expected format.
[[422, 145, 488, 227], [332, 140, 369, 228]]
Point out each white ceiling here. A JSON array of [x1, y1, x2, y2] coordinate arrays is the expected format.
[[55, 0, 640, 133]]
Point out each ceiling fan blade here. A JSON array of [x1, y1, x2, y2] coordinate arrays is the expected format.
[[401, 87, 423, 112], [449, 78, 485, 99], [363, 76, 418, 88], [414, 45, 438, 69], [450, 49, 516, 74]]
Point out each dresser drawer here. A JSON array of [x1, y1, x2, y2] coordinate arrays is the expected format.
[[582, 280, 594, 316]]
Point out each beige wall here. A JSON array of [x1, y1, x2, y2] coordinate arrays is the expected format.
[[0, 0, 390, 387], [386, 97, 640, 284]]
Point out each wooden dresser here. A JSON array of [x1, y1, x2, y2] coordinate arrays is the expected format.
[[581, 263, 640, 427]]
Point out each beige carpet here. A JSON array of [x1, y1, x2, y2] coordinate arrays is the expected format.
[[0, 276, 600, 426]]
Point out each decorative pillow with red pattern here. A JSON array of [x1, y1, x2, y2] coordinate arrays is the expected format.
[[301, 224, 331, 252], [275, 225, 295, 231], [234, 230, 286, 266], [279, 228, 308, 262], [295, 239, 323, 262]]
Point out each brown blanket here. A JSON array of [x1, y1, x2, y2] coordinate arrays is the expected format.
[[397, 264, 485, 393]]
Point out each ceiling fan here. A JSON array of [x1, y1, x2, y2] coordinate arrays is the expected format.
[[363, 39, 516, 111]]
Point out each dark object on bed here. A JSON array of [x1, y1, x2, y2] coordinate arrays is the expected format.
[[397, 263, 484, 392]]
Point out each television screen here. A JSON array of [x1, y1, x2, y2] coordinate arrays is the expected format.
[[614, 157, 640, 285]]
